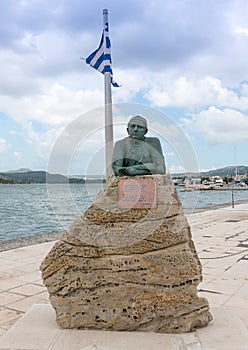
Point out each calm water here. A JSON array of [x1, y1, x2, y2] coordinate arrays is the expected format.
[[0, 183, 248, 242]]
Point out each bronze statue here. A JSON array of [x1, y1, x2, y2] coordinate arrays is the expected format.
[[112, 115, 166, 176]]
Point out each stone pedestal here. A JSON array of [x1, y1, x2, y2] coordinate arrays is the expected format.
[[40, 175, 212, 333]]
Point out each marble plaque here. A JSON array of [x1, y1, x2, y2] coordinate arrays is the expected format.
[[118, 178, 156, 209]]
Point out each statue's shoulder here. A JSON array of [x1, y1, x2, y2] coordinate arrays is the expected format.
[[145, 137, 163, 155], [115, 137, 129, 146], [145, 137, 161, 144], [113, 137, 130, 154]]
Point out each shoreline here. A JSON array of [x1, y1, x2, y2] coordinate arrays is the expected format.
[[0, 231, 64, 253], [0, 199, 248, 253], [190, 198, 248, 213]]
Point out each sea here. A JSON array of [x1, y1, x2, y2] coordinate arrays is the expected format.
[[1, 183, 248, 243]]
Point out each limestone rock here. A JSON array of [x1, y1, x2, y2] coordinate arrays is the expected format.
[[41, 175, 212, 333]]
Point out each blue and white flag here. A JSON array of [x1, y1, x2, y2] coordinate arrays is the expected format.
[[85, 23, 119, 87]]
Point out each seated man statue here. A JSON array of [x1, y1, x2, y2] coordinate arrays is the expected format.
[[112, 115, 166, 176]]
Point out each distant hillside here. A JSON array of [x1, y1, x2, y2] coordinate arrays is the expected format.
[[0, 170, 105, 184], [171, 165, 248, 178], [7, 168, 32, 173], [200, 165, 248, 177], [0, 177, 15, 184], [0, 171, 69, 184]]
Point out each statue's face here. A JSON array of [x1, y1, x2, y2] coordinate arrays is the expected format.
[[127, 123, 147, 140]]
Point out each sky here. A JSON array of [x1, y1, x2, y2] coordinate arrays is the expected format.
[[1, 0, 248, 176]]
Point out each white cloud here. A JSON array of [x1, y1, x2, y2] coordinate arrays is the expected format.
[[24, 106, 108, 173], [168, 165, 185, 174], [9, 130, 19, 135], [1, 0, 248, 172], [165, 152, 176, 157], [0, 83, 104, 126], [24, 122, 63, 162], [182, 106, 248, 144], [199, 167, 217, 173], [234, 26, 248, 37], [2, 70, 248, 131], [0, 138, 9, 152], [13, 151, 22, 159], [144, 75, 242, 108], [113, 70, 248, 112], [113, 69, 149, 101]]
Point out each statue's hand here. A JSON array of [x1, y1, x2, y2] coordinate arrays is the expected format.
[[125, 166, 139, 175], [118, 167, 128, 176], [118, 165, 150, 176]]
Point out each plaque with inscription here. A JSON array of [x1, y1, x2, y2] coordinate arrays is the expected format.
[[118, 178, 156, 209]]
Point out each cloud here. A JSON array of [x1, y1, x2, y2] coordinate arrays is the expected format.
[[0, 83, 104, 126], [1, 0, 248, 107], [167, 165, 186, 174], [13, 151, 22, 159], [0, 138, 9, 152], [1, 0, 248, 172], [113, 1, 228, 69], [182, 106, 248, 145], [1, 0, 247, 92], [144, 75, 243, 108], [234, 26, 248, 37], [114, 70, 248, 114], [24, 121, 63, 162], [23, 105, 109, 173]]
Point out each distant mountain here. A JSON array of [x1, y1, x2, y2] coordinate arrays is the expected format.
[[0, 177, 14, 184], [200, 165, 248, 177], [0, 170, 105, 184], [0, 171, 69, 184], [7, 168, 32, 173], [171, 165, 248, 178]]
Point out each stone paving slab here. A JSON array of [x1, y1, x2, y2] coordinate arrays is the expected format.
[[196, 307, 248, 350], [0, 304, 247, 350], [0, 304, 203, 350]]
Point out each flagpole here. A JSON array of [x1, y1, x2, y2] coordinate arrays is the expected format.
[[103, 9, 113, 178]]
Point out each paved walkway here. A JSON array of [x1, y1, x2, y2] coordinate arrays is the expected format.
[[0, 203, 247, 349]]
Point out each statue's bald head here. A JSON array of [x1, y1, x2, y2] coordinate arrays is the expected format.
[[127, 115, 148, 129], [127, 115, 148, 140]]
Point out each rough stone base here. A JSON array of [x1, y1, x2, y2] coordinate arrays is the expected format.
[[41, 175, 212, 333]]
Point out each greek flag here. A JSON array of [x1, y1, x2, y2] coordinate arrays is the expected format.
[[85, 23, 119, 87]]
